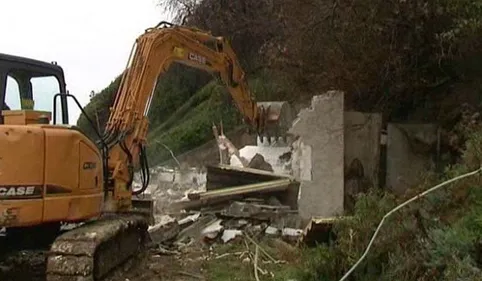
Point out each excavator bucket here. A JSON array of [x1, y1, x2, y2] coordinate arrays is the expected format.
[[256, 101, 294, 143]]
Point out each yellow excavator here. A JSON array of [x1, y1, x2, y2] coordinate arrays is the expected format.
[[0, 21, 293, 280]]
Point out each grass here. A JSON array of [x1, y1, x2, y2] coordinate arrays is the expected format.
[[203, 237, 304, 281]]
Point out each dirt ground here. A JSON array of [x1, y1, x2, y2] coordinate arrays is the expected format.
[[105, 246, 207, 281]]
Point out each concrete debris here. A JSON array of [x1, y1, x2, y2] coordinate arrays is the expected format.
[[178, 212, 201, 226], [282, 228, 303, 237], [201, 219, 224, 240], [177, 215, 218, 242], [136, 160, 303, 251], [265, 226, 279, 235], [221, 201, 292, 221], [230, 146, 292, 175], [221, 230, 243, 243], [247, 153, 274, 172], [148, 215, 179, 244], [133, 166, 207, 213]]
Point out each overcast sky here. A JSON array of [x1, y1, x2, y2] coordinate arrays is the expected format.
[[0, 0, 170, 123]]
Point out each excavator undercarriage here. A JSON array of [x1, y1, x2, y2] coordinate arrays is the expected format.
[[46, 214, 148, 281]]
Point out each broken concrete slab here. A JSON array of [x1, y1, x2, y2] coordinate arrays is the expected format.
[[148, 215, 180, 244], [177, 215, 218, 242], [178, 212, 201, 226], [220, 201, 292, 221], [230, 146, 292, 175], [265, 226, 280, 235], [201, 219, 224, 240], [221, 229, 243, 243], [247, 153, 274, 172], [289, 91, 345, 219]]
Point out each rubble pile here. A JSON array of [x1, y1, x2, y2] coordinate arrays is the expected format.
[[133, 166, 207, 214], [147, 165, 305, 253]]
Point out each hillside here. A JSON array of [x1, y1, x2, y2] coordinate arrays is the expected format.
[[77, 63, 294, 166]]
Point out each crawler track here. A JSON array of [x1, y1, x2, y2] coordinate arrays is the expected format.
[[46, 214, 149, 281]]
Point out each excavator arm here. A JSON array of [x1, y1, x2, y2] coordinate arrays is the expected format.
[[101, 22, 292, 210]]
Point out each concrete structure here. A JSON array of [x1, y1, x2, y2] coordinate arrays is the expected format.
[[144, 91, 388, 220], [344, 111, 383, 189], [386, 123, 438, 195], [288, 91, 345, 219]]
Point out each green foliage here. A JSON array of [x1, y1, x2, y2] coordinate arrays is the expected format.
[[147, 64, 212, 128], [76, 75, 121, 141], [145, 80, 243, 166]]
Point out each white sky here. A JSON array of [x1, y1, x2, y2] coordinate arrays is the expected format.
[[0, 0, 171, 124]]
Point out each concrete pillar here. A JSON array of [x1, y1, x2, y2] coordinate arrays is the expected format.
[[289, 91, 345, 219]]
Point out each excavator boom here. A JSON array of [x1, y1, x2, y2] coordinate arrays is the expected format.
[[99, 21, 294, 215]]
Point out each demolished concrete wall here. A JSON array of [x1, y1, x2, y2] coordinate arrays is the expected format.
[[386, 123, 438, 195], [229, 146, 292, 175], [344, 111, 382, 189], [289, 91, 345, 219], [143, 167, 207, 213]]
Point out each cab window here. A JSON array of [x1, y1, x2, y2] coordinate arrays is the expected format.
[[30, 76, 60, 113], [5, 75, 21, 110], [4, 74, 62, 123]]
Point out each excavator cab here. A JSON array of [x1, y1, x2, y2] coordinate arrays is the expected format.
[[0, 53, 69, 126]]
